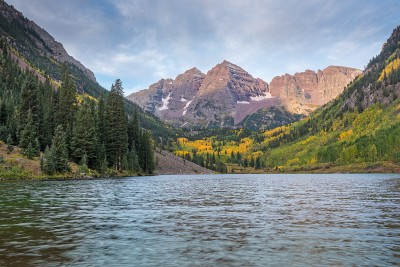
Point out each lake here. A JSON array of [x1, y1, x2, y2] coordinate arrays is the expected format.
[[0, 174, 399, 266]]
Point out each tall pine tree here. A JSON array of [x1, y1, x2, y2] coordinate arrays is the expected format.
[[50, 125, 70, 172], [19, 109, 39, 159], [138, 130, 155, 174], [104, 79, 128, 170], [57, 65, 77, 154], [18, 73, 39, 140], [71, 101, 98, 167], [128, 108, 140, 151]]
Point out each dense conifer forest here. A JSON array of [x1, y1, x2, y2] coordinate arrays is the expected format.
[[0, 40, 155, 177]]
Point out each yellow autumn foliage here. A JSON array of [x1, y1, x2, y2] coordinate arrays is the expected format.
[[308, 157, 317, 165], [339, 129, 353, 140], [378, 58, 400, 81], [300, 136, 316, 145], [264, 126, 289, 138], [251, 151, 263, 157], [76, 93, 98, 104], [174, 151, 185, 157], [286, 158, 300, 166], [177, 138, 188, 146]]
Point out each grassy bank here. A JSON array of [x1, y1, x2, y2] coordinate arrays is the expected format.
[[0, 142, 145, 180]]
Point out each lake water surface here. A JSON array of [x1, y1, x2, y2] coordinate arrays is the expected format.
[[0, 174, 399, 266]]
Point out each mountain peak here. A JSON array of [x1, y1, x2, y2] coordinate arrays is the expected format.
[[128, 60, 361, 128], [181, 67, 204, 76], [220, 60, 242, 69]]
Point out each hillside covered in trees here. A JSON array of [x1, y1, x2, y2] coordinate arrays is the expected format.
[[175, 26, 400, 173], [0, 40, 155, 178]]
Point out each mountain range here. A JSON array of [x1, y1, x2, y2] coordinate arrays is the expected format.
[[127, 60, 361, 129], [174, 25, 400, 173]]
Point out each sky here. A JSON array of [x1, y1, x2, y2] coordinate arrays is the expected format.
[[6, 0, 400, 95]]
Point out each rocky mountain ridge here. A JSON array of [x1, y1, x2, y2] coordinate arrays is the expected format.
[[270, 66, 362, 113], [127, 61, 361, 129], [0, 0, 105, 98], [0, 0, 96, 82]]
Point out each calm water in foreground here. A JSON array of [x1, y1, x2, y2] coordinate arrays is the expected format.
[[0, 174, 399, 266]]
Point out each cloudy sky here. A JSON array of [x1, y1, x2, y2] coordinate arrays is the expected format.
[[7, 0, 400, 95]]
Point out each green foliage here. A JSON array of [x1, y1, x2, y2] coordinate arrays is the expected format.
[[19, 110, 39, 159], [41, 145, 55, 175], [0, 166, 32, 179], [50, 125, 70, 173], [339, 145, 358, 164], [368, 144, 378, 162], [128, 108, 141, 150], [78, 153, 89, 174], [57, 65, 78, 149], [138, 130, 155, 174], [104, 79, 128, 170], [71, 101, 98, 167], [125, 146, 140, 174], [18, 73, 39, 132]]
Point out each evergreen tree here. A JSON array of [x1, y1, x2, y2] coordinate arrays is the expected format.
[[71, 101, 98, 167], [104, 79, 128, 170], [127, 145, 140, 173], [97, 93, 106, 145], [255, 156, 261, 170], [250, 157, 255, 168], [243, 158, 248, 167], [128, 108, 140, 150], [26, 138, 40, 160], [51, 125, 70, 172], [57, 65, 77, 153], [39, 80, 57, 149], [41, 145, 55, 175], [100, 156, 108, 174], [121, 153, 129, 172], [19, 109, 39, 159], [78, 153, 89, 174], [18, 73, 39, 139], [97, 142, 107, 172], [138, 130, 155, 173], [368, 144, 378, 162], [236, 152, 242, 163]]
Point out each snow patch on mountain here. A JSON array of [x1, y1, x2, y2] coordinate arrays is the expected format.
[[250, 93, 273, 101], [182, 97, 194, 115], [158, 93, 172, 111]]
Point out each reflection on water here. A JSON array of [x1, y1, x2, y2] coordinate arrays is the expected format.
[[0, 174, 399, 266]]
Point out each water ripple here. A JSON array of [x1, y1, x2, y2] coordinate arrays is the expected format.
[[0, 173, 399, 266]]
